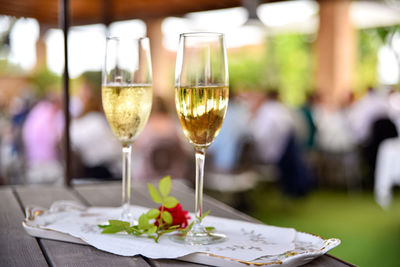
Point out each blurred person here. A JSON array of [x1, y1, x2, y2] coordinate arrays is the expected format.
[[11, 92, 35, 152], [341, 89, 356, 108], [70, 71, 120, 179], [0, 102, 10, 184], [252, 91, 291, 163], [348, 86, 389, 145], [251, 90, 312, 197], [208, 91, 252, 173], [374, 136, 400, 208], [0, 92, 35, 184], [132, 96, 189, 181], [314, 102, 356, 153], [205, 92, 259, 207], [387, 88, 400, 134], [22, 91, 64, 184], [294, 91, 320, 187], [298, 92, 318, 150], [314, 90, 363, 189], [364, 117, 398, 188], [347, 87, 398, 187]]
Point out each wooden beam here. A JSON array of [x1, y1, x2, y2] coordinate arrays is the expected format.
[[316, 0, 355, 109], [59, 0, 71, 186], [0, 0, 279, 27], [145, 18, 172, 99]]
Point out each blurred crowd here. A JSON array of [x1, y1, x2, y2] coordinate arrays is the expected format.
[[0, 71, 120, 185], [1, 77, 400, 199]]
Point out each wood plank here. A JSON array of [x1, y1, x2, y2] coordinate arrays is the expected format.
[[303, 254, 355, 267], [0, 187, 48, 267], [14, 185, 150, 267], [32, 239, 151, 267], [74, 181, 152, 207], [74, 182, 202, 267], [15, 185, 80, 208], [146, 259, 208, 267]]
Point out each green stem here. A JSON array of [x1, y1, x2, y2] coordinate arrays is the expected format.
[[155, 233, 161, 242]]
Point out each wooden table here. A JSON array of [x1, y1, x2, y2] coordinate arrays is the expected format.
[[1, 180, 354, 266]]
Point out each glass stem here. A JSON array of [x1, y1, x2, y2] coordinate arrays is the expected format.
[[121, 144, 132, 220], [194, 147, 206, 230]]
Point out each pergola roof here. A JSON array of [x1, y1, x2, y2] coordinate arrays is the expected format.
[[0, 0, 276, 26]]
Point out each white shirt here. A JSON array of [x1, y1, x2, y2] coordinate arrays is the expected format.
[[348, 92, 389, 143], [251, 100, 293, 163], [71, 112, 120, 168], [375, 137, 400, 208], [314, 107, 356, 152]]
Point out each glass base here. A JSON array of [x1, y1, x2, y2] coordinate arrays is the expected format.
[[169, 231, 226, 245], [121, 204, 136, 224]]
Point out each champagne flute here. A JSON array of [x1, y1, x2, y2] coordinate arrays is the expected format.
[[102, 37, 152, 221], [172, 32, 229, 245]]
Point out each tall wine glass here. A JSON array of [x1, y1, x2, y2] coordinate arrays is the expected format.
[[173, 32, 229, 245], [102, 37, 152, 221]]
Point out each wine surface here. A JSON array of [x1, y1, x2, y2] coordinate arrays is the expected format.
[[102, 85, 152, 145], [175, 86, 228, 148]]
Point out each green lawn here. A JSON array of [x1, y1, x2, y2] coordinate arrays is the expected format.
[[208, 185, 400, 267]]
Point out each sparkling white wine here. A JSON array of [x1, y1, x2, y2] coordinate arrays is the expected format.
[[175, 86, 229, 148], [102, 85, 152, 145]]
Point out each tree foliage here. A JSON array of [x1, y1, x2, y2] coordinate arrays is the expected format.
[[228, 34, 314, 106], [353, 29, 380, 96]]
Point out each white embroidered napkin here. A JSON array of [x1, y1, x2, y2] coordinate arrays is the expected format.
[[26, 201, 296, 262]]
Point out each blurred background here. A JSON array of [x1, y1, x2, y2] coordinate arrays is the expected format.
[[0, 0, 400, 265]]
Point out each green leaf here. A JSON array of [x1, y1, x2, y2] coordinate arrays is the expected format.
[[161, 211, 173, 224], [148, 183, 163, 204], [125, 227, 134, 234], [187, 221, 194, 231], [163, 196, 179, 209], [145, 225, 157, 234], [138, 214, 149, 229], [98, 224, 110, 229], [127, 226, 142, 236], [180, 221, 194, 234], [108, 220, 130, 228], [146, 209, 160, 219], [149, 235, 158, 243], [162, 225, 181, 234], [205, 226, 215, 232], [101, 225, 125, 234], [200, 210, 210, 220], [159, 176, 171, 197], [162, 228, 178, 234], [126, 226, 140, 235]]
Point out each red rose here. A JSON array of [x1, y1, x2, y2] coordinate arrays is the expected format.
[[155, 203, 190, 228]]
